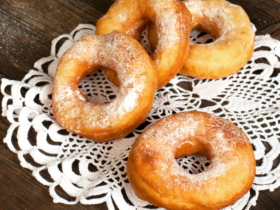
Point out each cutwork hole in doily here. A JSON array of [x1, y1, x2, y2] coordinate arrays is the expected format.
[[78, 71, 117, 104], [176, 155, 211, 174], [190, 29, 215, 44]]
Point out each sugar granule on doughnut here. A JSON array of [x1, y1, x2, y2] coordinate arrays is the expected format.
[[52, 31, 157, 142], [149, 0, 255, 79], [127, 111, 256, 210], [96, 0, 191, 89]]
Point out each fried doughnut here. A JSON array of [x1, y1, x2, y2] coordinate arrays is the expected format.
[[52, 31, 157, 142], [127, 111, 255, 210], [149, 0, 255, 79], [96, 0, 191, 89]]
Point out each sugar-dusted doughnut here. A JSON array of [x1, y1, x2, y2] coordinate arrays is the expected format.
[[52, 31, 157, 142], [127, 111, 255, 210], [96, 0, 191, 89], [149, 0, 255, 79]]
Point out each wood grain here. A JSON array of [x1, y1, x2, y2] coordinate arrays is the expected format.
[[0, 0, 280, 209], [229, 0, 280, 34]]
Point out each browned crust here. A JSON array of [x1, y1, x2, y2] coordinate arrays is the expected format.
[[52, 31, 157, 142], [149, 0, 255, 79], [127, 111, 256, 209], [96, 0, 191, 89]]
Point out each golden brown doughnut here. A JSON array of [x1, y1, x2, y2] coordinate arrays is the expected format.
[[149, 0, 255, 79], [96, 0, 191, 89], [127, 111, 256, 210], [52, 31, 157, 142]]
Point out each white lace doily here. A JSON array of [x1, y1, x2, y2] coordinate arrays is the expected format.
[[2, 24, 280, 210]]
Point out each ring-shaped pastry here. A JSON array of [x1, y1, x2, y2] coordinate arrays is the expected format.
[[52, 31, 157, 142], [127, 111, 256, 210], [149, 0, 255, 79], [96, 0, 191, 89]]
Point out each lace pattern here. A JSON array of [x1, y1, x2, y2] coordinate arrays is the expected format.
[[2, 24, 280, 210]]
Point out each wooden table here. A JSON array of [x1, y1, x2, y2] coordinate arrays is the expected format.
[[1, 0, 280, 209]]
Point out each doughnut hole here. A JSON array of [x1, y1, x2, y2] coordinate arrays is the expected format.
[[175, 138, 210, 159], [78, 71, 117, 104], [148, 22, 215, 52], [190, 30, 215, 45], [175, 139, 211, 175]]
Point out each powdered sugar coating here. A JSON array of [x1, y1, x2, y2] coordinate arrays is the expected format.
[[52, 31, 157, 141], [149, 0, 191, 72], [128, 111, 255, 209], [148, 0, 255, 80], [96, 0, 191, 88], [180, 0, 255, 79], [137, 112, 247, 188], [151, 0, 180, 50], [184, 0, 254, 42]]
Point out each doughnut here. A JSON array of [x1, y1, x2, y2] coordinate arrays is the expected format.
[[127, 111, 255, 210], [149, 0, 255, 79], [96, 0, 191, 89], [52, 31, 157, 142]]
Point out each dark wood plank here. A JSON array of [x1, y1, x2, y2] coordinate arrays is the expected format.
[[0, 0, 107, 80], [0, 0, 280, 209]]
